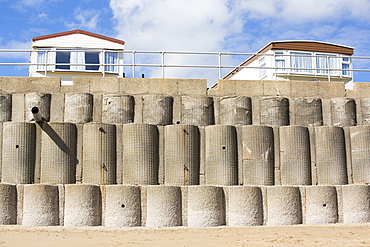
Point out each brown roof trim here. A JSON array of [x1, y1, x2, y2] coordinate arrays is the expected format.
[[223, 40, 354, 79], [32, 29, 125, 45]]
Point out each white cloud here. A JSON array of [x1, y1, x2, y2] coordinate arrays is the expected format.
[[109, 0, 370, 85], [65, 8, 100, 31], [0, 39, 30, 60]]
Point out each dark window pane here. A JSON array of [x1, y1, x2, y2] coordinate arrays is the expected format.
[[56, 52, 70, 70], [85, 52, 100, 70]]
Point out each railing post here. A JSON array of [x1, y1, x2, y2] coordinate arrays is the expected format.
[[162, 51, 165, 78], [102, 50, 106, 78], [132, 51, 136, 78], [218, 53, 222, 79], [44, 50, 48, 77], [327, 56, 331, 82]]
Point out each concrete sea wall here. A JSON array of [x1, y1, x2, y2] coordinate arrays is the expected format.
[[1, 183, 370, 227], [0, 77, 370, 227]]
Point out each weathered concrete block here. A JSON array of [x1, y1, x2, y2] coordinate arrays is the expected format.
[[263, 80, 291, 96], [22, 184, 59, 226], [62, 78, 91, 93], [178, 79, 207, 95], [241, 125, 274, 186], [25, 93, 51, 122], [205, 125, 238, 186], [145, 186, 182, 227], [266, 186, 302, 226], [314, 126, 348, 185], [342, 185, 370, 223], [0, 184, 17, 225], [293, 97, 323, 126], [318, 81, 346, 98], [234, 80, 264, 96], [279, 126, 311, 185], [291, 81, 320, 98], [179, 95, 214, 126], [359, 98, 370, 125], [64, 93, 93, 123], [11, 94, 24, 122], [187, 186, 225, 227], [219, 96, 252, 125], [0, 93, 12, 122], [331, 97, 356, 127], [2, 122, 36, 184], [259, 96, 289, 126], [30, 77, 60, 93], [90, 78, 120, 94], [64, 184, 102, 226], [40, 122, 77, 184], [303, 186, 338, 225], [226, 186, 263, 226], [104, 185, 141, 227], [147, 79, 179, 95], [164, 125, 200, 186], [142, 95, 173, 125], [119, 78, 149, 95], [122, 123, 159, 185], [50, 93, 64, 122], [82, 123, 116, 185], [349, 126, 370, 184], [102, 95, 135, 124], [0, 77, 31, 93]]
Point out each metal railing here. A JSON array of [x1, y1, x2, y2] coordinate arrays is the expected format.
[[1, 49, 370, 81]]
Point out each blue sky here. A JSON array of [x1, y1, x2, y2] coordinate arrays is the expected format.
[[1, 0, 370, 86]]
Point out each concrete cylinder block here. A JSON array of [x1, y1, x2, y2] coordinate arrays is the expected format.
[[102, 95, 135, 124], [260, 96, 289, 126], [342, 185, 370, 223], [219, 96, 252, 125], [64, 184, 102, 226], [22, 184, 59, 226], [266, 186, 302, 226], [143, 95, 173, 125], [83, 123, 116, 185], [145, 186, 182, 227], [360, 98, 370, 125], [2, 122, 36, 184], [64, 93, 93, 123], [180, 95, 214, 126], [331, 97, 356, 127], [187, 186, 225, 227], [314, 126, 347, 185], [122, 123, 159, 185], [241, 125, 274, 186], [104, 185, 141, 227], [205, 125, 238, 186], [227, 186, 263, 226], [164, 125, 200, 186], [280, 126, 311, 185], [40, 122, 78, 184], [25, 93, 51, 122], [349, 126, 370, 184], [304, 186, 338, 225], [0, 93, 12, 122], [294, 97, 323, 126], [0, 184, 17, 225]]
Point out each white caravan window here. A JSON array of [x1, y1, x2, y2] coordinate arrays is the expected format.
[[290, 52, 312, 73], [275, 52, 285, 72], [316, 54, 337, 75], [105, 52, 118, 73]]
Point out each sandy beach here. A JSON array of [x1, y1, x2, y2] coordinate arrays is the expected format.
[[0, 223, 370, 247]]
